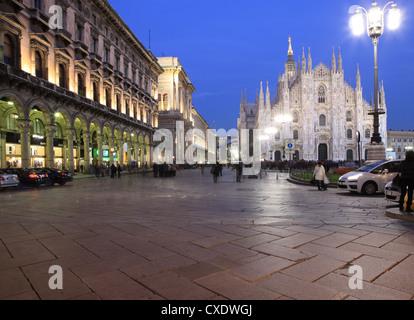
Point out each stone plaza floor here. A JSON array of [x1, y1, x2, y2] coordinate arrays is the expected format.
[[0, 168, 413, 300]]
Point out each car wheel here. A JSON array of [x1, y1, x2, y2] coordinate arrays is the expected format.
[[362, 182, 377, 195], [58, 181, 66, 186]]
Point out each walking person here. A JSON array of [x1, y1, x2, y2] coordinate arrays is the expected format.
[[110, 164, 116, 178], [153, 162, 159, 178], [313, 162, 326, 191], [235, 161, 243, 183], [399, 151, 414, 213], [211, 162, 220, 183], [117, 164, 123, 178]]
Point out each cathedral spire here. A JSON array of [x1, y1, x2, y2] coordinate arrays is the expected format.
[[288, 36, 293, 60], [302, 47, 306, 73], [266, 81, 271, 109], [338, 46, 343, 73], [356, 63, 361, 89], [307, 47, 312, 71], [332, 47, 336, 73]]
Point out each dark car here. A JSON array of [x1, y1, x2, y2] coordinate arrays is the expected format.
[[41, 168, 73, 185], [3, 168, 42, 187], [31, 168, 52, 186]]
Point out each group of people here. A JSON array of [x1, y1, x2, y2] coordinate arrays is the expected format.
[[210, 162, 243, 183], [153, 163, 176, 177]]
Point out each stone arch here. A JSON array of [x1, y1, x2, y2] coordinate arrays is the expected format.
[[0, 91, 26, 118]]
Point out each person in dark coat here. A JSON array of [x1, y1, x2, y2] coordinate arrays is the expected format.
[[153, 163, 159, 178], [235, 161, 243, 183], [117, 164, 122, 178], [399, 151, 414, 213], [211, 162, 220, 183], [110, 164, 116, 178]]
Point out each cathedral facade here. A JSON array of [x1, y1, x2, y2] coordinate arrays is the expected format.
[[238, 38, 387, 162]]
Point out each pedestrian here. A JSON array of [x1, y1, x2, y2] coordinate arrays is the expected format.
[[110, 164, 116, 178], [211, 162, 220, 183], [153, 162, 159, 178], [235, 161, 243, 183], [117, 164, 123, 178], [80, 164, 84, 173], [399, 151, 414, 213], [313, 162, 326, 191], [95, 164, 100, 178]]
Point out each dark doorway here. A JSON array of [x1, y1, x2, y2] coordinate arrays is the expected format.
[[318, 143, 328, 161]]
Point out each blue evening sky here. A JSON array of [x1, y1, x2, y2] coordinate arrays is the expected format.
[[108, 0, 413, 132]]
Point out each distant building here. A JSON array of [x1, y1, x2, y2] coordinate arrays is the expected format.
[[156, 57, 209, 162], [238, 37, 387, 162], [387, 130, 414, 159]]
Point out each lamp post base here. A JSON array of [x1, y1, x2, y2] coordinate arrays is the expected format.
[[365, 141, 386, 163]]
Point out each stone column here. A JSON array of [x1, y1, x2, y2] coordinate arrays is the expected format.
[[117, 139, 124, 166], [66, 129, 75, 173], [0, 131, 6, 168], [45, 124, 55, 168], [83, 132, 90, 173], [18, 121, 31, 169], [109, 137, 114, 165], [96, 134, 103, 166]]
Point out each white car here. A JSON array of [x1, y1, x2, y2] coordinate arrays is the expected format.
[[337, 160, 403, 195], [0, 170, 20, 189], [385, 180, 400, 202]]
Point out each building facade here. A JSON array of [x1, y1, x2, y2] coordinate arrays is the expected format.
[[156, 56, 209, 162], [238, 38, 388, 162], [0, 0, 163, 172], [387, 130, 414, 160]]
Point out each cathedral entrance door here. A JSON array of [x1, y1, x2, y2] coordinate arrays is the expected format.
[[318, 144, 328, 161]]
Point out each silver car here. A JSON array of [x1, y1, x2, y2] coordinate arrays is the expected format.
[[0, 170, 20, 189], [338, 160, 403, 195]]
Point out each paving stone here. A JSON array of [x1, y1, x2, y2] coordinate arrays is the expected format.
[[195, 271, 283, 300], [230, 256, 296, 282], [281, 256, 346, 282], [270, 233, 322, 249], [352, 232, 400, 248], [256, 272, 347, 300]]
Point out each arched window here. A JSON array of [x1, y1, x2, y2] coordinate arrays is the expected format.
[[92, 82, 99, 102], [318, 85, 326, 104], [347, 129, 353, 140], [116, 94, 121, 112], [105, 88, 111, 108], [346, 111, 352, 122], [292, 111, 299, 123], [125, 100, 129, 116], [32, 118, 45, 137], [347, 149, 354, 161], [35, 51, 44, 79], [293, 130, 299, 140], [319, 114, 326, 126], [4, 35, 14, 66], [58, 63, 67, 89], [275, 131, 280, 141], [77, 73, 85, 96], [6, 114, 18, 131], [54, 123, 63, 139], [365, 129, 371, 139]]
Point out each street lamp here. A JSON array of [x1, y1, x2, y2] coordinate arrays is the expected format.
[[350, 1, 401, 160]]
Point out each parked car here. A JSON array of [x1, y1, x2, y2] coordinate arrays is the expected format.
[[337, 160, 403, 195], [385, 180, 400, 202], [31, 168, 52, 186], [40, 168, 73, 185], [0, 170, 20, 189], [3, 168, 42, 187]]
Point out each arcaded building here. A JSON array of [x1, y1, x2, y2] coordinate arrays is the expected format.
[[0, 0, 163, 172]]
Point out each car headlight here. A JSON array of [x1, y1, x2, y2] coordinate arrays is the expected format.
[[347, 174, 363, 181]]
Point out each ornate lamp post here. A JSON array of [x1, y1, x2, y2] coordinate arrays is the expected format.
[[349, 1, 401, 161]]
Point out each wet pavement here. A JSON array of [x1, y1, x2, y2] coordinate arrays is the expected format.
[[0, 168, 413, 300]]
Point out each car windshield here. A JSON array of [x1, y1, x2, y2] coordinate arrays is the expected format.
[[355, 161, 385, 172]]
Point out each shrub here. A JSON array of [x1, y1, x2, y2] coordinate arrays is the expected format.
[[332, 168, 353, 175]]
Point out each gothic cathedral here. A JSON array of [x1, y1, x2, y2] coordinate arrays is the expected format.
[[238, 38, 387, 162]]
